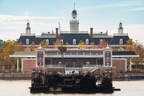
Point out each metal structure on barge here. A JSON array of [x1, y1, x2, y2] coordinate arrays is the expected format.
[[29, 67, 120, 93]]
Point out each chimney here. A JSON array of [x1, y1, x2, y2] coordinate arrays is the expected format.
[[56, 28, 58, 39], [90, 28, 93, 38]]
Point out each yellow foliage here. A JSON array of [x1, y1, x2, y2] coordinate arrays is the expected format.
[[77, 40, 87, 49], [53, 39, 61, 48]]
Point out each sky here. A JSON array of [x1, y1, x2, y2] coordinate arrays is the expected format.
[[0, 0, 144, 43]]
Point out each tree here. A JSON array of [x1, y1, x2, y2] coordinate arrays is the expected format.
[[90, 41, 95, 49], [16, 42, 24, 51], [40, 40, 49, 48], [29, 42, 36, 51], [0, 40, 16, 63], [77, 40, 87, 49], [53, 39, 61, 48], [125, 39, 144, 64]]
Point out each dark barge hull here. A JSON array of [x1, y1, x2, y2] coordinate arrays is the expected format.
[[30, 86, 114, 93]]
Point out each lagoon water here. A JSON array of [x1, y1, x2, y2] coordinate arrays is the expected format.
[[0, 80, 144, 96]]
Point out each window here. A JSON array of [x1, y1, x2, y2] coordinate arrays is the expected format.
[[61, 39, 63, 45], [119, 38, 123, 45], [100, 39, 103, 45], [73, 39, 76, 45], [106, 62, 110, 66], [46, 39, 49, 44], [86, 39, 89, 45], [26, 39, 29, 45]]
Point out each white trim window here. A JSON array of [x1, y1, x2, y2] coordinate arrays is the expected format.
[[86, 39, 89, 45], [119, 38, 123, 45], [73, 39, 76, 45], [61, 39, 63, 45], [100, 39, 103, 45], [26, 39, 29, 45], [46, 39, 49, 44]]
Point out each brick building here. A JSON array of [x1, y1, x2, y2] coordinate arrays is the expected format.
[[10, 8, 138, 73]]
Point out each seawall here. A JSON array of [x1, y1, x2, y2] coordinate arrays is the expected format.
[[0, 73, 31, 80]]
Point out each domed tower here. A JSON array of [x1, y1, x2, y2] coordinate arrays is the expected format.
[[25, 20, 31, 34], [72, 9, 77, 20], [118, 22, 123, 34], [70, 4, 79, 32]]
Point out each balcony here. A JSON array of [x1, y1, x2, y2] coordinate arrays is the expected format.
[[45, 50, 103, 58]]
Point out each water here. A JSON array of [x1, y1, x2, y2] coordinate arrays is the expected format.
[[0, 80, 144, 96]]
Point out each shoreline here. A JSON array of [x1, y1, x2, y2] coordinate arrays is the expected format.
[[0, 72, 144, 81], [0, 73, 31, 80]]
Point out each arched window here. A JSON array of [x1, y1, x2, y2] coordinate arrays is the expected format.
[[100, 39, 103, 45], [46, 39, 49, 44], [26, 39, 29, 45], [119, 38, 123, 45], [85, 39, 89, 45], [61, 39, 63, 45], [73, 39, 76, 45]]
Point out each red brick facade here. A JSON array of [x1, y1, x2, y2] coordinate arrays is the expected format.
[[112, 59, 126, 72], [22, 59, 36, 72]]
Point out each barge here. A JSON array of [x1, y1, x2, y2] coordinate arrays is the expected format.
[[29, 68, 120, 93]]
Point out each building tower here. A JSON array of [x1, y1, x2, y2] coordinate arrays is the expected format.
[[118, 22, 123, 34], [25, 20, 31, 34], [70, 3, 79, 32]]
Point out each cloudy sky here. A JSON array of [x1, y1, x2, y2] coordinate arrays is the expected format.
[[0, 0, 144, 43]]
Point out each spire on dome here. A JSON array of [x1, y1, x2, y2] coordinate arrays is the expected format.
[[71, 3, 77, 20], [25, 20, 31, 34], [118, 22, 123, 34]]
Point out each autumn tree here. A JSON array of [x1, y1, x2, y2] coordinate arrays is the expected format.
[[29, 42, 36, 51], [77, 40, 87, 49], [40, 40, 49, 48], [125, 39, 144, 64], [15, 41, 24, 51], [0, 40, 16, 63], [53, 39, 61, 48], [90, 41, 95, 49]]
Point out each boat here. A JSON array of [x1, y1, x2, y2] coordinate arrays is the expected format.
[[29, 67, 120, 93]]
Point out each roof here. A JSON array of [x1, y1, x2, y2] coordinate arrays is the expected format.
[[18, 36, 39, 45], [110, 35, 129, 45], [9, 51, 36, 57], [112, 51, 139, 57], [72, 10, 77, 14], [60, 33, 90, 45], [92, 38, 112, 45]]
